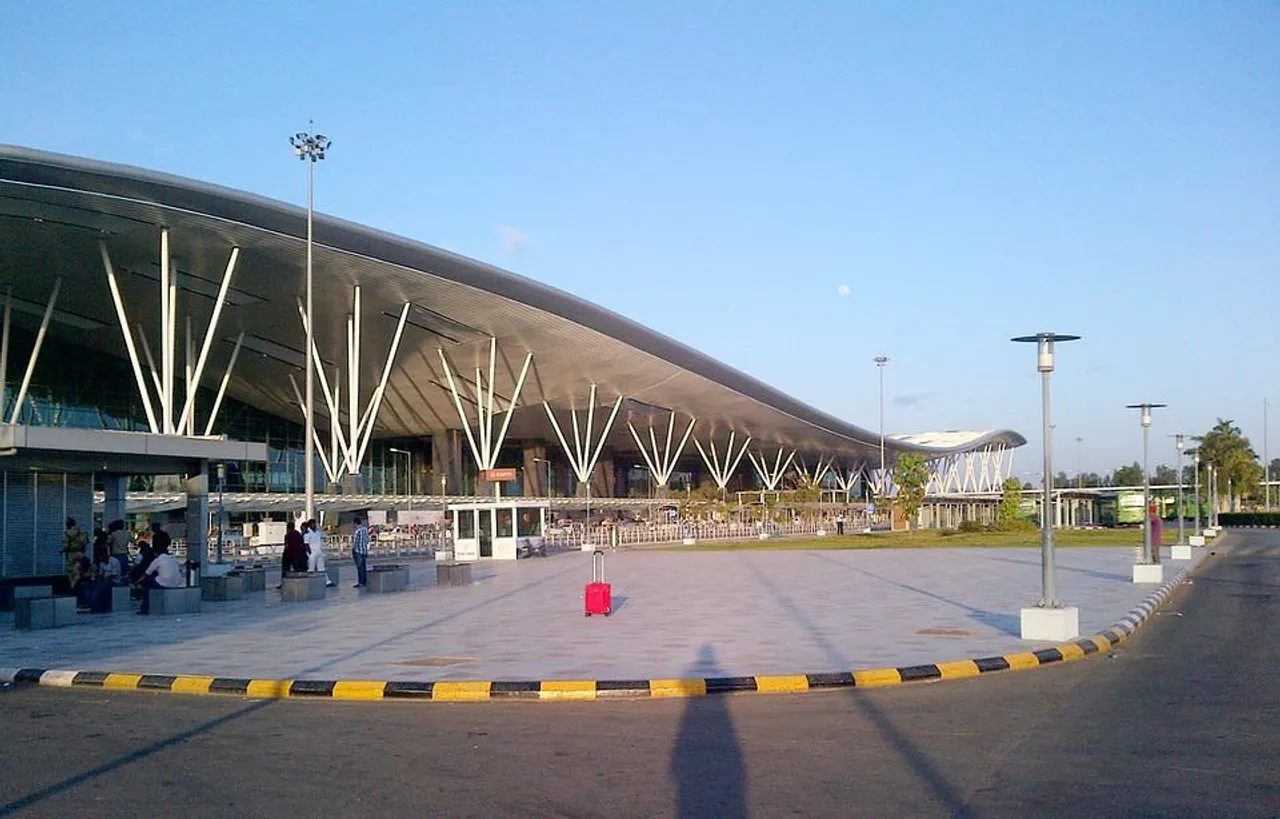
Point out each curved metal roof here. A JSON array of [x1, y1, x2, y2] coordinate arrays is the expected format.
[[0, 144, 1024, 463]]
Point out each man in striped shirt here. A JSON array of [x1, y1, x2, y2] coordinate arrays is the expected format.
[[350, 515, 369, 588]]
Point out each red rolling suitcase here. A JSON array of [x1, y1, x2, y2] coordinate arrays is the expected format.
[[584, 549, 612, 617]]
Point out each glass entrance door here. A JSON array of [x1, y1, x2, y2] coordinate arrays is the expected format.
[[479, 508, 493, 557]]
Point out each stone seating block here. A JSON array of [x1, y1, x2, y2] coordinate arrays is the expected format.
[[367, 565, 408, 593], [238, 567, 267, 593], [436, 562, 472, 587], [148, 586, 202, 616], [325, 565, 341, 586], [107, 585, 133, 612], [14, 596, 76, 629], [281, 572, 326, 602], [1, 585, 54, 612], [201, 574, 244, 602]]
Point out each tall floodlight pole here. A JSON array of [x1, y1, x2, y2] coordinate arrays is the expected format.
[[1126, 403, 1166, 565], [874, 356, 889, 493], [1011, 333, 1080, 642], [1173, 434, 1186, 546], [216, 463, 226, 564], [290, 126, 331, 522]]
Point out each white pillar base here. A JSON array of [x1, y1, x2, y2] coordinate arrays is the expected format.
[[581, 542, 596, 552], [1020, 606, 1080, 641], [1204, 528, 1217, 538], [816, 529, 827, 537], [758, 532, 771, 540], [681, 537, 696, 545], [1171, 544, 1193, 560], [1133, 563, 1164, 584], [1188, 535, 1205, 547]]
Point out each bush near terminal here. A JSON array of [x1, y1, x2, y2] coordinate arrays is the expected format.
[[660, 526, 1179, 552]]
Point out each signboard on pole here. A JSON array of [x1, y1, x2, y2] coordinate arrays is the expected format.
[[479, 468, 518, 482]]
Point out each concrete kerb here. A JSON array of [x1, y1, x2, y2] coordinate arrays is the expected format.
[[0, 544, 1214, 703]]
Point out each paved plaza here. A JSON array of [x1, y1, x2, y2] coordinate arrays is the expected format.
[[0, 545, 1204, 683]]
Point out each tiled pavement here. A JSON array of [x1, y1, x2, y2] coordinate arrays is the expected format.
[[0, 546, 1205, 682]]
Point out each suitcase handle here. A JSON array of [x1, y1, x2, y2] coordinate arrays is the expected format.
[[592, 548, 605, 582]]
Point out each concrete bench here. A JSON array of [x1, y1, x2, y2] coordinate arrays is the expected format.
[[103, 585, 133, 613], [325, 565, 341, 587], [436, 562, 472, 587], [14, 596, 77, 629], [367, 565, 408, 593], [281, 572, 326, 602], [201, 574, 244, 602], [148, 586, 202, 616], [1, 585, 54, 612], [237, 567, 267, 593]]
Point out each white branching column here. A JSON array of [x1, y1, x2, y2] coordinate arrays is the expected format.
[[294, 286, 412, 481], [2, 278, 61, 425], [693, 431, 751, 491], [793, 455, 832, 487], [437, 338, 534, 497], [747, 446, 796, 492], [830, 461, 862, 502], [543, 384, 623, 543], [99, 233, 243, 436], [628, 411, 696, 491]]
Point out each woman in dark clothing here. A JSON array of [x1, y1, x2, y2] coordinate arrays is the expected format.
[[278, 520, 309, 588]]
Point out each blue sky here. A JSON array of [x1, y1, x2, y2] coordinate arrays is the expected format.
[[2, 2, 1277, 476]]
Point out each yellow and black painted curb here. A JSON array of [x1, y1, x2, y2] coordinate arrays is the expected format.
[[0, 564, 1193, 703]]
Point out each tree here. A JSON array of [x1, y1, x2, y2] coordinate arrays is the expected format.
[[998, 477, 1022, 521], [1153, 464, 1178, 486], [1112, 462, 1144, 486], [1195, 419, 1263, 507], [893, 453, 931, 530]]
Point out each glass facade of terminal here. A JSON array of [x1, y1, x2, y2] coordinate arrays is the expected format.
[[1, 327, 429, 495]]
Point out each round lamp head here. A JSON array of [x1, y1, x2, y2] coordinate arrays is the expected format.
[[1011, 332, 1080, 373]]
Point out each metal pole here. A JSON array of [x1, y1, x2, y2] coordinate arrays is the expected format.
[[216, 463, 226, 564], [875, 356, 888, 485], [1142, 417, 1152, 564], [1076, 437, 1083, 489], [1265, 397, 1271, 510], [1040, 365, 1058, 605], [304, 156, 315, 521], [9, 277, 61, 425], [1193, 453, 1201, 534], [1175, 435, 1185, 546]]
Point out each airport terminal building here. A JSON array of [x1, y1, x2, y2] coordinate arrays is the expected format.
[[0, 145, 1023, 577]]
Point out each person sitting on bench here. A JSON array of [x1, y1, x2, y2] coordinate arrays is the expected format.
[[139, 543, 184, 615]]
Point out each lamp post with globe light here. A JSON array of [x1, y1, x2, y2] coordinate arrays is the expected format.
[[1127, 403, 1166, 583], [1011, 332, 1080, 641]]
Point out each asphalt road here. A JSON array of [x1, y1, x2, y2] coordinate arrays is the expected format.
[[1, 532, 1277, 819]]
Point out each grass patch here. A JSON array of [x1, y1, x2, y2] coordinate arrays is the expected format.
[[658, 527, 1178, 552]]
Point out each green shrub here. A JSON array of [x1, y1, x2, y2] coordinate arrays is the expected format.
[[990, 517, 1037, 533], [957, 519, 985, 534], [1217, 512, 1280, 527]]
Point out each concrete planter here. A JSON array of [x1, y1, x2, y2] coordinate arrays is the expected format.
[[436, 562, 472, 587], [367, 565, 409, 593], [281, 572, 326, 602], [148, 586, 202, 616], [201, 574, 244, 602], [1, 585, 53, 612], [238, 567, 267, 593], [15, 596, 76, 629]]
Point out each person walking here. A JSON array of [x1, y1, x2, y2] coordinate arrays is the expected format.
[[351, 515, 369, 588], [304, 519, 333, 586], [61, 518, 89, 585]]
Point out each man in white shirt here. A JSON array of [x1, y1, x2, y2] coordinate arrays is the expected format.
[[304, 519, 333, 586], [140, 545, 184, 615]]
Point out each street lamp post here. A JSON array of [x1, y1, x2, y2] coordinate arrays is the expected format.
[[1011, 332, 1080, 641], [874, 355, 889, 496], [389, 447, 412, 511], [1126, 403, 1166, 579], [1192, 449, 1201, 535], [1075, 437, 1084, 489], [289, 126, 331, 522], [1173, 434, 1187, 551]]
